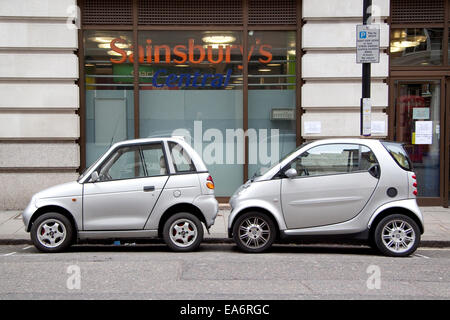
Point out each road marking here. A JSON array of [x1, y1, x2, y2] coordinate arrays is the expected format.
[[22, 246, 33, 250], [414, 253, 430, 259], [2, 252, 16, 257]]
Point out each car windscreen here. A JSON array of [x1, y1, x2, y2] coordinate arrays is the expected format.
[[381, 141, 413, 171]]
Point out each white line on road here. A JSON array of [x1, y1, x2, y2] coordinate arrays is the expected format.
[[2, 252, 16, 257], [22, 246, 33, 250], [414, 253, 430, 259]]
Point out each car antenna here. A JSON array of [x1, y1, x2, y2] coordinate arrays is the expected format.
[[109, 115, 122, 148]]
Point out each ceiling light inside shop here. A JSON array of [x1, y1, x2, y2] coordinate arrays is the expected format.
[[202, 35, 236, 44], [287, 50, 296, 55], [175, 64, 190, 67], [258, 68, 271, 72], [98, 43, 128, 49], [89, 37, 116, 43], [267, 63, 281, 66]]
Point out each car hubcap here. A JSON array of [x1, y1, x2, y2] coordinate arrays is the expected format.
[[169, 219, 198, 248], [238, 217, 270, 249], [37, 219, 67, 248], [381, 219, 415, 253]]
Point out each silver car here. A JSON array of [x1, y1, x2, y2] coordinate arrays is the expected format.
[[229, 139, 424, 257], [22, 137, 218, 253]]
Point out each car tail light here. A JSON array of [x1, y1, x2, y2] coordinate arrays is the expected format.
[[412, 173, 417, 196], [206, 175, 215, 190]]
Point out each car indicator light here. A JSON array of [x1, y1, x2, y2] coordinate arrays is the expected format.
[[413, 190, 418, 196], [206, 175, 215, 189], [413, 182, 417, 187], [412, 175, 416, 180]]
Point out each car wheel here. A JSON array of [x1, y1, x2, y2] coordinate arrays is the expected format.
[[30, 212, 74, 253], [373, 214, 420, 257], [233, 211, 276, 253], [163, 212, 204, 252]]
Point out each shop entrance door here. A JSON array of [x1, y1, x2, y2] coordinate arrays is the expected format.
[[393, 80, 444, 205]]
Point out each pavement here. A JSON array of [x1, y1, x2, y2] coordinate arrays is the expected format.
[[1, 204, 449, 246]]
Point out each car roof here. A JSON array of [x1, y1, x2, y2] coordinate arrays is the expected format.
[[111, 136, 185, 148]]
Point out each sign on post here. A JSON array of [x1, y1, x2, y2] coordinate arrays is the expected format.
[[356, 25, 380, 64]]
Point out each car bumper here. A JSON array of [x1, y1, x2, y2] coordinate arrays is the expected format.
[[22, 197, 37, 232], [193, 195, 219, 228]]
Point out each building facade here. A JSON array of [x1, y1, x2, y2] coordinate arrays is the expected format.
[[0, 0, 449, 209]]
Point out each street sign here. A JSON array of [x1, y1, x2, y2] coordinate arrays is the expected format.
[[356, 24, 380, 64]]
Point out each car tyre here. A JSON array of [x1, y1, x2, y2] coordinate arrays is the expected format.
[[163, 212, 204, 252], [30, 212, 74, 253], [233, 211, 276, 253], [373, 214, 420, 257]]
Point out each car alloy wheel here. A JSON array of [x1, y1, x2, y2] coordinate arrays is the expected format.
[[169, 218, 198, 248], [233, 212, 275, 253], [374, 214, 420, 257], [30, 212, 74, 253], [163, 212, 203, 252], [37, 218, 67, 248]]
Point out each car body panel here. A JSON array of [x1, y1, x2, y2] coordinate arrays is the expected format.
[[281, 171, 378, 229], [83, 175, 169, 230]]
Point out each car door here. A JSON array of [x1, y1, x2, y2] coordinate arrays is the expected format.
[[280, 143, 379, 229], [83, 143, 169, 231]]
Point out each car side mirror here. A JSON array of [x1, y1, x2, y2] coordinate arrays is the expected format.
[[284, 168, 297, 179], [90, 171, 99, 182]]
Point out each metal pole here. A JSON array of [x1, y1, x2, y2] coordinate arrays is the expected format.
[[361, 0, 372, 136]]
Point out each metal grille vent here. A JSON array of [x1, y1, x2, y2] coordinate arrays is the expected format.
[[82, 0, 133, 25], [138, 0, 243, 25], [391, 0, 444, 24], [248, 0, 296, 25]]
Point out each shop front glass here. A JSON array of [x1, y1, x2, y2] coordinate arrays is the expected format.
[[390, 28, 443, 66], [247, 31, 296, 178], [84, 30, 135, 166], [84, 29, 297, 197], [137, 31, 243, 196], [394, 80, 441, 197]]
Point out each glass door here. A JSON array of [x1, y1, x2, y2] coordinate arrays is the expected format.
[[394, 80, 442, 204]]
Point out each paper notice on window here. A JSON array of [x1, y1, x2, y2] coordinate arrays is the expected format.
[[414, 121, 433, 145], [304, 121, 321, 134]]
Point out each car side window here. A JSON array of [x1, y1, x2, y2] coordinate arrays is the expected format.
[[287, 144, 378, 177], [98, 146, 145, 181], [141, 144, 167, 176], [168, 142, 196, 173]]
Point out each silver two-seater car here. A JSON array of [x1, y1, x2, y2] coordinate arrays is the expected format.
[[22, 137, 218, 253], [229, 139, 424, 257]]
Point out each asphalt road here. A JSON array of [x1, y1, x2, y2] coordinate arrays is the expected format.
[[0, 243, 449, 299]]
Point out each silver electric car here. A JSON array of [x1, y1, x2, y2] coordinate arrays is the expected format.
[[229, 139, 424, 257], [22, 137, 218, 253]]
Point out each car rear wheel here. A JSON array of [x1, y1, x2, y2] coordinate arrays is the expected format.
[[233, 211, 276, 253], [163, 212, 204, 252], [373, 214, 420, 257], [30, 212, 74, 253]]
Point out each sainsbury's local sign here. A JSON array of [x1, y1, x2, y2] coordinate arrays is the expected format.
[[108, 37, 273, 88]]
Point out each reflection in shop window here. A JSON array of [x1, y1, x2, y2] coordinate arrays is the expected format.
[[390, 28, 443, 66], [84, 30, 135, 167]]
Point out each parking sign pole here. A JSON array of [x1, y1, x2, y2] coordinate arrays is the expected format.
[[361, 0, 372, 136]]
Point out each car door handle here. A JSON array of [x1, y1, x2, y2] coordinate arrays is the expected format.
[[143, 186, 155, 192]]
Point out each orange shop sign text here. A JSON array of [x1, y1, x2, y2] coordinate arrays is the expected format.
[[109, 38, 273, 68]]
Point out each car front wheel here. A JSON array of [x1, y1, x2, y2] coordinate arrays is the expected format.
[[373, 214, 421, 257], [233, 211, 276, 253], [30, 212, 74, 253], [163, 212, 204, 252]]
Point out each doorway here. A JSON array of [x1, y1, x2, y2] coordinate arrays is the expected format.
[[392, 79, 446, 206]]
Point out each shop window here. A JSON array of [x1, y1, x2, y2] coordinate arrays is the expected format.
[[136, 30, 244, 196], [84, 30, 135, 167], [247, 31, 297, 178], [390, 28, 443, 66]]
